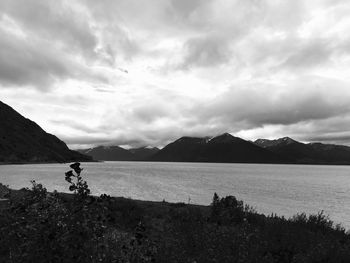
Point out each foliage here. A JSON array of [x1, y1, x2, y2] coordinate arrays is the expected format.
[[210, 192, 257, 225], [152, 193, 350, 262], [65, 162, 90, 197], [0, 163, 154, 262], [1, 168, 350, 262]]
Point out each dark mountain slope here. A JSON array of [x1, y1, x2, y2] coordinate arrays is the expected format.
[[78, 146, 134, 161], [151, 133, 284, 163], [78, 146, 160, 161], [305, 143, 350, 164], [254, 137, 350, 164], [0, 101, 91, 163], [201, 133, 283, 163], [255, 137, 312, 163], [150, 136, 209, 162], [129, 147, 160, 160]]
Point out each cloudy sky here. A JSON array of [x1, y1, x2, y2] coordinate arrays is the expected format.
[[1, 0, 350, 148]]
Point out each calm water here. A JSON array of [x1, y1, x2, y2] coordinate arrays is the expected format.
[[1, 161, 350, 228]]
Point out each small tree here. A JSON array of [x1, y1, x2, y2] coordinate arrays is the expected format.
[[65, 162, 90, 197], [211, 192, 220, 220]]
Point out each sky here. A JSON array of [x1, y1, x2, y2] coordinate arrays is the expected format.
[[1, 0, 350, 149]]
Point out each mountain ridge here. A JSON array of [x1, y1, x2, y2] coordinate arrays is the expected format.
[[150, 133, 284, 163], [3, 98, 348, 165], [254, 137, 350, 164], [78, 146, 160, 161], [0, 100, 91, 163], [80, 134, 350, 165]]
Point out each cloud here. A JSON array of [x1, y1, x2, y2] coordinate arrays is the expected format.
[[179, 35, 232, 69], [0, 29, 71, 88], [50, 119, 99, 134], [0, 1, 108, 89], [194, 77, 350, 129], [0, 26, 106, 89], [279, 39, 333, 69], [307, 133, 350, 144], [1, 0, 350, 147], [0, 0, 97, 57]]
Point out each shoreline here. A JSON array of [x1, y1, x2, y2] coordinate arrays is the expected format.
[[0, 159, 100, 166], [1, 180, 349, 261], [0, 182, 346, 230], [1, 159, 350, 166]]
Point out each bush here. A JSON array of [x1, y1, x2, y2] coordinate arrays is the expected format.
[[210, 193, 257, 225], [1, 167, 350, 262], [0, 163, 156, 263]]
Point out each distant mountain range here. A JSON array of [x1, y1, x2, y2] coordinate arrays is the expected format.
[[0, 101, 91, 163], [2, 99, 350, 165], [80, 133, 350, 165], [78, 146, 159, 161], [149, 133, 282, 163], [254, 137, 350, 164]]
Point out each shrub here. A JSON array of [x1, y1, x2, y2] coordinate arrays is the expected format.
[[210, 193, 255, 225], [1, 166, 350, 262], [0, 163, 156, 262]]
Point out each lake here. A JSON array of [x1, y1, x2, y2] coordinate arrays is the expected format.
[[1, 161, 350, 229]]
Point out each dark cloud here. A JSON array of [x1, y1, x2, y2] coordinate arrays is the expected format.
[[132, 104, 172, 123], [50, 119, 99, 134], [168, 0, 212, 29], [61, 136, 113, 148], [179, 35, 232, 69], [306, 133, 350, 145], [0, 0, 109, 89], [170, 0, 203, 17], [0, 0, 97, 57], [95, 88, 115, 94], [192, 78, 350, 131], [0, 27, 106, 89], [0, 30, 71, 88], [279, 39, 333, 69], [1, 0, 350, 147], [63, 132, 162, 149]]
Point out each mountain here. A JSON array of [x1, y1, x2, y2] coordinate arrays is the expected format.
[[306, 143, 350, 164], [254, 137, 350, 164], [254, 137, 298, 148], [0, 101, 91, 163], [150, 133, 284, 163], [78, 135, 350, 164], [78, 146, 159, 161], [78, 146, 134, 161], [254, 137, 308, 162], [128, 147, 160, 160], [149, 136, 209, 162]]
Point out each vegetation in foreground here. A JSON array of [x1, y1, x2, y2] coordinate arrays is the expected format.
[[0, 163, 350, 263]]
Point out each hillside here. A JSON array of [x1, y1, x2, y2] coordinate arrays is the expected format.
[[254, 137, 350, 164], [150, 133, 284, 163], [76, 133, 350, 164], [128, 146, 160, 160], [78, 146, 135, 161], [78, 146, 159, 161], [0, 101, 91, 163]]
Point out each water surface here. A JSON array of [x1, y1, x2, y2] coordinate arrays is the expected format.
[[1, 161, 350, 228]]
